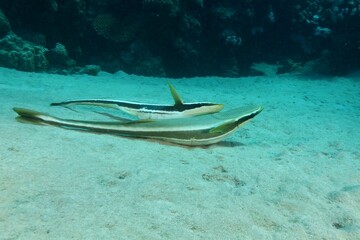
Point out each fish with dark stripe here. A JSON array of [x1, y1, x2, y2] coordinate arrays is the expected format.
[[13, 105, 263, 146], [51, 83, 224, 119]]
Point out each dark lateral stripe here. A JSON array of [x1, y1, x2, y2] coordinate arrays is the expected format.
[[236, 109, 262, 124], [51, 100, 218, 112], [13, 105, 263, 146]]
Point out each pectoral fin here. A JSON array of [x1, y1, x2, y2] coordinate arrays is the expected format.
[[209, 122, 235, 134]]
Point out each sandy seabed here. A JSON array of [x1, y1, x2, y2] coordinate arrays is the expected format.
[[0, 67, 359, 239]]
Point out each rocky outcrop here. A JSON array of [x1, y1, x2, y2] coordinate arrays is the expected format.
[[0, 33, 48, 71], [0, 9, 11, 37]]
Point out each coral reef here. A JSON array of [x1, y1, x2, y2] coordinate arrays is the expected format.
[[0, 33, 48, 71], [46, 42, 76, 67], [142, 0, 180, 17], [0, 9, 11, 37], [92, 14, 141, 43], [0, 0, 359, 76], [79, 64, 101, 76]]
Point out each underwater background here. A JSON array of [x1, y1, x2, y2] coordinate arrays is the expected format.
[[0, 0, 359, 77], [0, 1, 360, 239]]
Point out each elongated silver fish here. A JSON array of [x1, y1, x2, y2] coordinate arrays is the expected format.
[[51, 83, 224, 119], [13, 105, 263, 146]]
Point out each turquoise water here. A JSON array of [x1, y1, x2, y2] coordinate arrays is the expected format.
[[1, 68, 360, 239]]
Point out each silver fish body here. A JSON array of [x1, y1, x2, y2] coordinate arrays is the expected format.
[[50, 83, 224, 119], [14, 105, 263, 146]]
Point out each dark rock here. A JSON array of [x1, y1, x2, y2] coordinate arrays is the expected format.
[[0, 33, 48, 71], [45, 42, 75, 67], [0, 9, 11, 37], [0, 1, 359, 76], [79, 64, 101, 76]]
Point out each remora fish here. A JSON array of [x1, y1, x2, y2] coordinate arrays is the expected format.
[[50, 83, 224, 119], [13, 105, 263, 146]]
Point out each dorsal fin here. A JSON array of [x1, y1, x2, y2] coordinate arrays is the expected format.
[[168, 82, 184, 106]]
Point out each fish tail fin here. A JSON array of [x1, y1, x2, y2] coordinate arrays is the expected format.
[[13, 108, 58, 126]]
